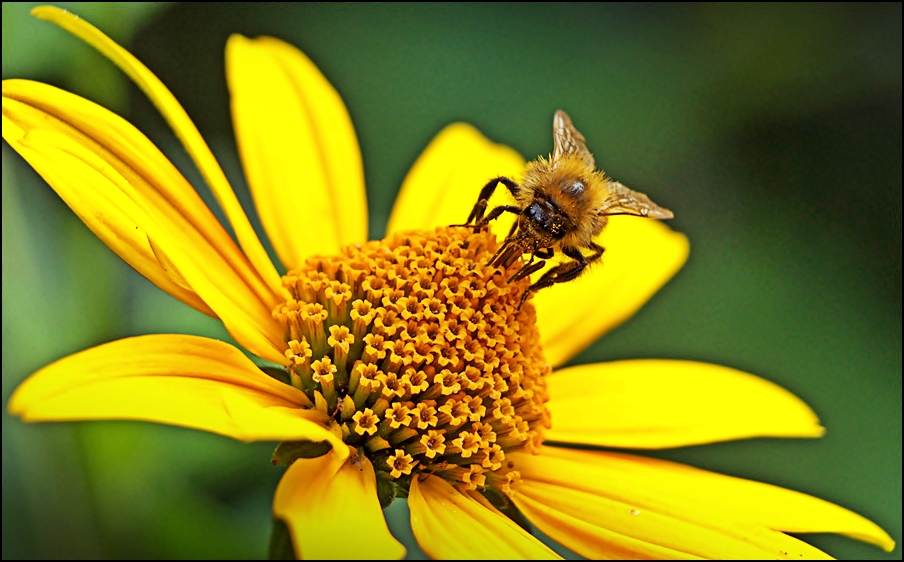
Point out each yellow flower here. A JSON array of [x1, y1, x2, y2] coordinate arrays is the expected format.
[[3, 6, 894, 559]]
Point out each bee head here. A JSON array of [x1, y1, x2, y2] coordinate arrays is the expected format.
[[524, 200, 567, 240]]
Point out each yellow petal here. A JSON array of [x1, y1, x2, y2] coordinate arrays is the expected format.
[[511, 447, 894, 554], [409, 475, 560, 559], [31, 5, 284, 298], [273, 452, 404, 559], [226, 35, 366, 271], [535, 216, 689, 367], [386, 123, 525, 238], [3, 81, 287, 363], [3, 85, 209, 317], [8, 334, 346, 454], [515, 477, 829, 559], [545, 360, 824, 448]]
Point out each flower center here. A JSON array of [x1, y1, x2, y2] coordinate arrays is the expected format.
[[272, 227, 551, 500]]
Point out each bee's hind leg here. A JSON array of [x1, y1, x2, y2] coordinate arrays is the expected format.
[[517, 243, 604, 310], [454, 177, 520, 228]]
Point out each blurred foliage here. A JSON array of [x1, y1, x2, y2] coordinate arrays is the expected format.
[[2, 2, 900, 560]]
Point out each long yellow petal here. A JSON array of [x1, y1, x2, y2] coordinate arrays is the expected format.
[[3, 82, 287, 363], [273, 452, 405, 560], [515, 478, 829, 559], [545, 360, 824, 448], [226, 35, 367, 272], [7, 335, 346, 453], [2, 79, 277, 312], [2, 86, 208, 315], [535, 216, 689, 367], [31, 5, 285, 299], [386, 123, 525, 238], [511, 448, 894, 554], [409, 475, 560, 559]]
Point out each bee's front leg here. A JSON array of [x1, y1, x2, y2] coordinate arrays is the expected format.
[[454, 177, 520, 228]]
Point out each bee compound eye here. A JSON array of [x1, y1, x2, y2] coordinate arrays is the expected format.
[[526, 202, 548, 224]]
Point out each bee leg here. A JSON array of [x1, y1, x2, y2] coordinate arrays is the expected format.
[[532, 244, 602, 288], [517, 243, 604, 310], [455, 177, 520, 227], [511, 260, 547, 287], [510, 257, 544, 282], [581, 242, 605, 266], [509, 247, 553, 281], [535, 247, 555, 260], [478, 204, 521, 227]]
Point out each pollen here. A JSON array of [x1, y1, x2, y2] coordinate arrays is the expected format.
[[272, 227, 551, 499]]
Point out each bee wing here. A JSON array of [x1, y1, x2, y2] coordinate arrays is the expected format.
[[596, 181, 674, 219], [553, 110, 595, 168]]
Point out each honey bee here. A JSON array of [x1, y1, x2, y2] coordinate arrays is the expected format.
[[462, 110, 674, 309]]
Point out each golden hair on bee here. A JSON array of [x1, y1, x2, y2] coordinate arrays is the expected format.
[[459, 110, 673, 309]]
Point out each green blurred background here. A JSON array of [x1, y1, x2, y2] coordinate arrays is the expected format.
[[2, 2, 900, 559]]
